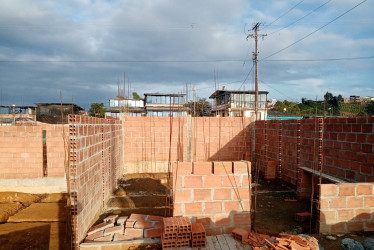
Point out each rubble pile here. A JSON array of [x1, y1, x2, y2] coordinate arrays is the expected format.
[[232, 228, 319, 250], [84, 213, 164, 243]]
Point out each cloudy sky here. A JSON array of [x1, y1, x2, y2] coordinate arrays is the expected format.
[[0, 0, 373, 110]]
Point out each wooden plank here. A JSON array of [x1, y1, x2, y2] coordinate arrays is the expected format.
[[216, 234, 230, 250], [206, 236, 216, 250], [223, 234, 240, 250], [210, 236, 222, 250]]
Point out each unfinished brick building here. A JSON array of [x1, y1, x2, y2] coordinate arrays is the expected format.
[[0, 115, 373, 249]]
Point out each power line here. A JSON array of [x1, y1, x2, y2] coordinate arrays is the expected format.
[[0, 59, 245, 63], [238, 63, 255, 90], [268, 0, 333, 36], [261, 55, 374, 62], [263, 0, 306, 30], [0, 55, 373, 64], [259, 80, 296, 102], [262, 0, 368, 60]]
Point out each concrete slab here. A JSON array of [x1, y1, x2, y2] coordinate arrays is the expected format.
[[7, 203, 67, 222], [0, 177, 67, 193]]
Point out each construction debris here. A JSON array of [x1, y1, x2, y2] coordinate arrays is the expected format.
[[83, 213, 164, 243], [232, 229, 320, 250]]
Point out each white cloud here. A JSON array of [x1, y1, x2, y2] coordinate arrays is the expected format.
[[0, 0, 372, 108]]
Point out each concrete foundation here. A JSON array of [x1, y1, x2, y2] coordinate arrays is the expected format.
[[0, 177, 67, 193]]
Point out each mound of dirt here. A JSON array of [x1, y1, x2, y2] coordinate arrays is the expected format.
[[0, 192, 39, 204], [0, 203, 22, 222], [107, 195, 167, 209], [118, 178, 169, 195], [40, 193, 69, 203]]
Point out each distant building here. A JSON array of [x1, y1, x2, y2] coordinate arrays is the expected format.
[[105, 98, 145, 119], [343, 98, 350, 103], [0, 105, 36, 125], [209, 90, 269, 119], [363, 96, 374, 103], [350, 95, 361, 103], [35, 103, 84, 124], [144, 93, 187, 117]]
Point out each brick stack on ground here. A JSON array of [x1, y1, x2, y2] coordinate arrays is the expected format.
[[83, 213, 163, 243], [173, 161, 251, 235], [162, 217, 191, 249], [162, 217, 206, 249]]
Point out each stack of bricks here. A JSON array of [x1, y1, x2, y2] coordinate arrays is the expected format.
[[162, 217, 192, 249], [162, 217, 206, 249], [191, 222, 206, 248], [319, 183, 374, 234], [83, 213, 164, 243], [173, 161, 251, 235]]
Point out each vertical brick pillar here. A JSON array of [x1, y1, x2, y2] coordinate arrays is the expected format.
[[68, 114, 79, 249]]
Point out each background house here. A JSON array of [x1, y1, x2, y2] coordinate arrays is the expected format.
[[0, 105, 36, 125], [144, 93, 187, 117], [35, 103, 84, 124], [105, 98, 145, 119], [209, 89, 268, 119]]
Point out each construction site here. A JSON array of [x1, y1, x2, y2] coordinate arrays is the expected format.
[[0, 114, 373, 250]]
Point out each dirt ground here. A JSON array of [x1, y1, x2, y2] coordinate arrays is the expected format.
[[2, 175, 373, 250], [0, 192, 69, 250], [253, 177, 374, 249]]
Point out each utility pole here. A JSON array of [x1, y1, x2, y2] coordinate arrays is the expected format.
[[192, 87, 196, 117], [247, 23, 266, 120]]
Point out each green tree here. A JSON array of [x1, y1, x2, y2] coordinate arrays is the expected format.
[[184, 98, 212, 117], [324, 92, 343, 116], [367, 101, 374, 116], [273, 101, 301, 115], [89, 103, 105, 117], [132, 92, 143, 100]]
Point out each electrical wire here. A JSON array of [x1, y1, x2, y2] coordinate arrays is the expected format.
[[263, 0, 306, 30], [2, 54, 372, 64], [238, 63, 255, 90], [262, 0, 368, 60], [268, 0, 333, 36], [259, 79, 297, 101], [261, 55, 374, 62]]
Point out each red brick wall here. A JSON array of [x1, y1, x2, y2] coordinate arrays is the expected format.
[[123, 117, 252, 164], [323, 117, 374, 182], [0, 124, 66, 179], [123, 117, 188, 162], [173, 161, 251, 235], [255, 117, 374, 185], [68, 115, 123, 248], [319, 183, 374, 233]]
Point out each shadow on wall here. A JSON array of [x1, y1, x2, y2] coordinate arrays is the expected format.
[[204, 124, 252, 162], [189, 211, 251, 236], [319, 183, 374, 234], [320, 211, 374, 234]]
